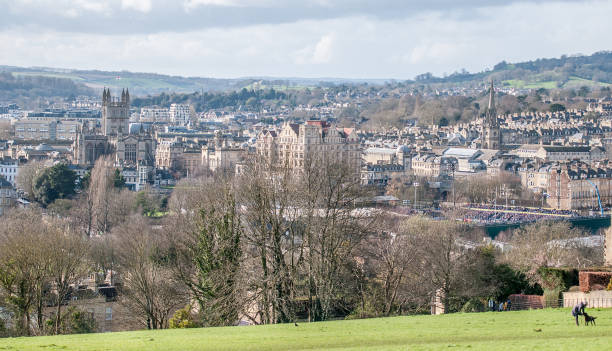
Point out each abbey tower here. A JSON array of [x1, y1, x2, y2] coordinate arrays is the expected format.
[[102, 88, 130, 137]]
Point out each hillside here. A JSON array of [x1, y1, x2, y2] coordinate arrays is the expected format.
[[2, 308, 612, 351], [1, 51, 612, 98], [415, 51, 612, 90]]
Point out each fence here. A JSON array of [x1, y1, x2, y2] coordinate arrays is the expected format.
[[485, 298, 612, 312]]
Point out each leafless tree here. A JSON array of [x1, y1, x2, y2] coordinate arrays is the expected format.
[[16, 160, 48, 199], [114, 215, 188, 329], [398, 215, 481, 313], [502, 221, 603, 285], [72, 156, 135, 237], [0, 209, 50, 335], [46, 218, 90, 335]]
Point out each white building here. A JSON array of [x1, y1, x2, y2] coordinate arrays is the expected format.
[[0, 157, 18, 186], [139, 108, 170, 123], [169, 104, 191, 126]]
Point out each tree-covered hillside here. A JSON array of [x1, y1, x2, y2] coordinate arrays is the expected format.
[[414, 51, 612, 89], [0, 72, 94, 104]]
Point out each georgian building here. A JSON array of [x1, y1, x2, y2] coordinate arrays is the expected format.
[[0, 157, 18, 186], [547, 161, 612, 210], [256, 120, 361, 173], [411, 153, 456, 178], [202, 135, 245, 173], [155, 138, 185, 170]]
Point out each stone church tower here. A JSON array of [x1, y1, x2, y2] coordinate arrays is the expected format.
[[102, 88, 130, 137], [482, 81, 501, 150]]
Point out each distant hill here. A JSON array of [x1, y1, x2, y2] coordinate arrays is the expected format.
[[413, 51, 612, 90], [1, 51, 611, 99], [0, 66, 390, 97]]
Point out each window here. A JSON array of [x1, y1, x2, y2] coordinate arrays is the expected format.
[[105, 307, 112, 321]]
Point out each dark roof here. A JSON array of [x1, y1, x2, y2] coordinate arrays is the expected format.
[[0, 176, 12, 188], [542, 146, 590, 152]]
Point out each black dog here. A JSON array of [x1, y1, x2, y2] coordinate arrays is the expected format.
[[584, 312, 597, 326]]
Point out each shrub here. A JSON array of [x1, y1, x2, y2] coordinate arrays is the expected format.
[[543, 289, 561, 308], [69, 309, 96, 334], [537, 267, 578, 291], [461, 298, 485, 313], [169, 306, 201, 329]]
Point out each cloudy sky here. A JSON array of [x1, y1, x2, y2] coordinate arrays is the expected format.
[[1, 0, 611, 79]]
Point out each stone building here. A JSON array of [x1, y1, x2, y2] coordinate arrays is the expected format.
[[547, 162, 612, 210], [14, 119, 81, 141], [411, 153, 456, 178], [155, 138, 185, 170], [202, 133, 246, 173], [0, 176, 16, 216], [74, 89, 155, 167], [256, 120, 361, 173], [74, 126, 109, 166], [169, 104, 191, 125], [0, 157, 18, 186]]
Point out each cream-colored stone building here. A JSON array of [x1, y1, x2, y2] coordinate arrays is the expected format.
[[202, 137, 245, 173], [256, 121, 360, 173]]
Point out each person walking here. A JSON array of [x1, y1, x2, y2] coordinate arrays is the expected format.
[[572, 301, 587, 326]]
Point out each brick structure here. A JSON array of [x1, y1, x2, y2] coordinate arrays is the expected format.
[[578, 271, 612, 292], [508, 294, 544, 310]]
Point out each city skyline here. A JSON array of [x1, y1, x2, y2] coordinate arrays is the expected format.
[[1, 0, 611, 79]]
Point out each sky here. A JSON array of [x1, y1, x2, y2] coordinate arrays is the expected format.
[[1, 0, 611, 79]]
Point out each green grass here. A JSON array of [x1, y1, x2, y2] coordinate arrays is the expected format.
[[503, 79, 559, 89], [2, 308, 612, 350]]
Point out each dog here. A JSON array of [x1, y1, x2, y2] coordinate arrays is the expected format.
[[584, 312, 597, 326]]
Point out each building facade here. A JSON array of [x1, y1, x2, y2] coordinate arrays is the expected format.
[[256, 121, 361, 173], [169, 104, 191, 126], [547, 162, 612, 210]]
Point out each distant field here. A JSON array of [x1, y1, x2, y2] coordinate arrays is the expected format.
[[3, 308, 612, 350], [503, 76, 610, 90], [503, 79, 559, 89]]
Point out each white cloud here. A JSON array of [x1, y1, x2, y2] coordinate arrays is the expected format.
[[121, 0, 153, 13], [1, 0, 611, 80], [313, 35, 334, 64]]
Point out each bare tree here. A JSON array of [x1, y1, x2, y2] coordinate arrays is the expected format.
[[503, 221, 603, 285], [16, 160, 48, 199], [399, 215, 480, 313], [0, 209, 50, 335], [46, 219, 90, 335], [114, 215, 188, 329], [73, 156, 134, 237]]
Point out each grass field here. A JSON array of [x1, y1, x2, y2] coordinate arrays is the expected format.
[[2, 308, 612, 351]]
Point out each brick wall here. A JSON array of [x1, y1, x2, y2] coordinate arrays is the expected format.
[[508, 294, 544, 310], [578, 271, 612, 292]]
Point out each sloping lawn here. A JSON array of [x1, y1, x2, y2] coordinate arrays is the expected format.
[[2, 308, 612, 351]]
